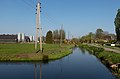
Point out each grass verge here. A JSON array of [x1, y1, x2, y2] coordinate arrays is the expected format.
[[0, 43, 72, 61]]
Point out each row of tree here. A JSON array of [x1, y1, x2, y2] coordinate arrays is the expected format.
[[79, 28, 116, 44], [45, 28, 116, 44], [46, 29, 66, 44]]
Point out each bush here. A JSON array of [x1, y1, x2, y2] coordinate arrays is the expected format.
[[79, 44, 104, 53]]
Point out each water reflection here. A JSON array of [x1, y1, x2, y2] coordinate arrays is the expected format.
[[79, 48, 86, 54], [40, 63, 42, 79], [34, 64, 37, 79], [34, 63, 42, 79]]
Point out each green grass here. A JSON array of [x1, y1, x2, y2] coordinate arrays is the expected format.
[[96, 51, 120, 63], [0, 43, 38, 54], [0, 43, 72, 61], [79, 44, 120, 63], [95, 50, 120, 78]]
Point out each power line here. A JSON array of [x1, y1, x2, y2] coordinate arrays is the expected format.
[[42, 11, 63, 31], [30, 0, 36, 5], [21, 0, 36, 10], [41, 4, 62, 26]]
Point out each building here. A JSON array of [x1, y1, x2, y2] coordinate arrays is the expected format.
[[18, 33, 25, 42], [29, 36, 34, 42], [0, 34, 17, 43], [0, 33, 32, 43]]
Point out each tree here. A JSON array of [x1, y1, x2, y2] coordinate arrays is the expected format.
[[53, 29, 66, 43], [53, 30, 59, 43], [53, 30, 59, 40], [95, 28, 103, 39], [114, 9, 120, 43], [87, 32, 95, 43], [79, 32, 95, 43], [71, 38, 79, 44], [46, 30, 53, 44]]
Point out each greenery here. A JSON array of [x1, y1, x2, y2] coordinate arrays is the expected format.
[[114, 9, 120, 42], [0, 43, 72, 61], [79, 28, 116, 44], [46, 30, 53, 44], [79, 44, 104, 53], [79, 32, 95, 43], [53, 29, 66, 44], [79, 44, 120, 63], [95, 28, 103, 39]]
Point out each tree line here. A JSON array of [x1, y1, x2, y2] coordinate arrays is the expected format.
[[46, 29, 66, 44], [79, 28, 116, 44]]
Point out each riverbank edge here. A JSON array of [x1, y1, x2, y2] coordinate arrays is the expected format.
[[0, 45, 73, 62], [0, 51, 72, 62], [79, 44, 120, 78]]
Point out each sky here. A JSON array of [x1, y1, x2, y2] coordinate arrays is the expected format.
[[0, 0, 120, 38]]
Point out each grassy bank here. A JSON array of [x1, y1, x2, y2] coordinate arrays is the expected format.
[[79, 44, 120, 78], [0, 44, 72, 61], [79, 44, 120, 63]]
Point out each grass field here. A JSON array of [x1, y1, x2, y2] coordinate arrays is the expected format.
[[0, 43, 72, 61]]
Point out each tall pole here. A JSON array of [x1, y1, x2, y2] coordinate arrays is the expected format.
[[35, 0, 42, 51], [60, 24, 63, 47], [39, 1, 42, 51], [35, 1, 39, 49], [68, 32, 69, 40], [68, 31, 70, 44]]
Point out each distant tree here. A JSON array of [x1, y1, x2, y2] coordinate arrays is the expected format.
[[87, 32, 95, 43], [71, 38, 79, 44], [79, 28, 116, 44], [53, 30, 59, 40], [114, 9, 120, 43], [79, 32, 95, 43], [95, 28, 103, 39], [59, 29, 66, 40], [79, 36, 86, 43], [53, 29, 66, 43], [46, 30, 53, 44], [53, 30, 59, 43]]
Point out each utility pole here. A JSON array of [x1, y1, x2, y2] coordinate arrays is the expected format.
[[68, 31, 70, 40], [60, 24, 63, 47], [35, 0, 42, 51], [38, 0, 42, 51], [68, 31, 70, 44], [35, 1, 39, 49]]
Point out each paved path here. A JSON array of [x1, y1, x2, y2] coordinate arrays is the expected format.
[[89, 44, 120, 54], [104, 47, 120, 54]]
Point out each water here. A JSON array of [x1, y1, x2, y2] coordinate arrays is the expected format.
[[0, 48, 116, 79]]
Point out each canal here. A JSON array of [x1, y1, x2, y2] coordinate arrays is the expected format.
[[0, 47, 116, 79]]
